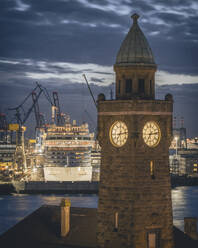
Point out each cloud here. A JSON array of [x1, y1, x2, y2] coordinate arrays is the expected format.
[[1, 58, 198, 89], [14, 0, 31, 12], [0, 58, 114, 87], [156, 70, 198, 85], [0, 0, 198, 75], [0, 0, 198, 137]]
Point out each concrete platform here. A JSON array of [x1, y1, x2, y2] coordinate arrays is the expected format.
[[0, 205, 198, 248]]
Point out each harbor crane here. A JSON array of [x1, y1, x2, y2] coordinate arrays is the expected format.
[[0, 113, 8, 142], [35, 84, 65, 126], [32, 91, 45, 129], [52, 92, 66, 126], [82, 74, 97, 108], [32, 91, 46, 153], [8, 84, 43, 171]]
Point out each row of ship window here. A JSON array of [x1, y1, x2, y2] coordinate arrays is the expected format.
[[46, 136, 91, 140], [48, 152, 89, 156], [0, 153, 13, 157], [48, 161, 79, 165], [50, 156, 78, 159]]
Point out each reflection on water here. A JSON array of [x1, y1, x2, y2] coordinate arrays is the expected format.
[[172, 186, 198, 231], [0, 186, 198, 235], [0, 194, 98, 235]]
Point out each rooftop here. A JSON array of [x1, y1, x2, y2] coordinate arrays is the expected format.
[[0, 205, 198, 248], [115, 13, 156, 67]]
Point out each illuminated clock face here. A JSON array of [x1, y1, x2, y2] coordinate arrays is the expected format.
[[142, 121, 161, 147], [110, 121, 128, 147]]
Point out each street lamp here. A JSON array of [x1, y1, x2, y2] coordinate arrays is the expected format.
[[175, 136, 178, 158]]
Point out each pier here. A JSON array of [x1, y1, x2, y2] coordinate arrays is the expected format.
[[0, 204, 198, 248]]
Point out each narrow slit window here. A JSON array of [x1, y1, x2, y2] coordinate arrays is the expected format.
[[125, 79, 132, 93], [148, 232, 156, 248], [150, 161, 155, 179], [150, 80, 152, 95], [138, 79, 145, 93], [114, 212, 119, 231], [147, 230, 160, 248], [118, 80, 121, 94]]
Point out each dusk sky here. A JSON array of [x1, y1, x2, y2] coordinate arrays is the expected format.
[[0, 0, 198, 137]]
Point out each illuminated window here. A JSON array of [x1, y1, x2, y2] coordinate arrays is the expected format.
[[147, 230, 160, 248], [114, 212, 119, 231], [150, 161, 155, 179], [148, 233, 156, 248]]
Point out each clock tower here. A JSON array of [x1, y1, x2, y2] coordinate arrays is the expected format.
[[97, 14, 174, 248]]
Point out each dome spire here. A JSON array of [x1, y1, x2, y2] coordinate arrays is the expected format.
[[115, 13, 156, 67], [114, 14, 157, 100], [131, 13, 139, 24]]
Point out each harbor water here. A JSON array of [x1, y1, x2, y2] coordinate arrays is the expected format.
[[0, 186, 198, 235]]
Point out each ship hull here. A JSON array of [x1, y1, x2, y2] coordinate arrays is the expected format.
[[43, 166, 92, 181], [12, 180, 98, 194]]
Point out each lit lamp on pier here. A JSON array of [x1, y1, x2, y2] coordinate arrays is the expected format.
[[175, 136, 179, 157]]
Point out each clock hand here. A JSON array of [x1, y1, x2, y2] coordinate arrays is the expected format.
[[146, 133, 153, 142], [118, 131, 128, 135], [116, 135, 119, 141], [147, 132, 158, 136], [145, 131, 158, 142], [146, 135, 151, 142]]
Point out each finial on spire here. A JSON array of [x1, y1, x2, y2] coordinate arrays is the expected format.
[[131, 13, 139, 24]]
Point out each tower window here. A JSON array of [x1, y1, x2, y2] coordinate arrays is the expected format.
[[150, 80, 152, 95], [138, 79, 145, 93], [150, 161, 155, 179], [148, 232, 156, 248], [125, 79, 132, 93], [147, 230, 160, 248], [114, 212, 119, 231], [118, 80, 121, 94]]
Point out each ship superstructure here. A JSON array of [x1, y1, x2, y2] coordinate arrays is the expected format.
[[44, 120, 95, 167], [41, 119, 96, 181]]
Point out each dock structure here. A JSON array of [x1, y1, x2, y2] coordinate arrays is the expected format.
[[0, 205, 97, 248], [0, 204, 198, 248]]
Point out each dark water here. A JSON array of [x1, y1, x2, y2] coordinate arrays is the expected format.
[[172, 186, 198, 230], [0, 186, 198, 235]]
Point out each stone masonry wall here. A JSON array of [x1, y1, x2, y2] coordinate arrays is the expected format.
[[97, 99, 174, 248]]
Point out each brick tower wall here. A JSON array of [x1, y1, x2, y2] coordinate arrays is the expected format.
[[97, 99, 174, 248]]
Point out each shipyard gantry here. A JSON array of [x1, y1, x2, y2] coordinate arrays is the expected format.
[[0, 83, 101, 182]]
